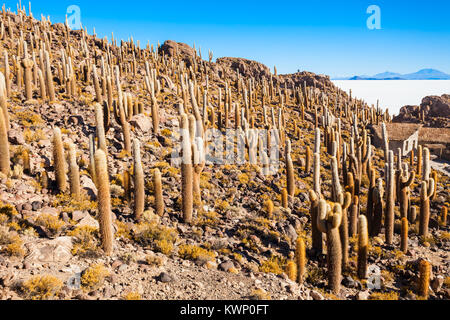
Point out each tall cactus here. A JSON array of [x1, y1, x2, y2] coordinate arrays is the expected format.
[[381, 122, 389, 163], [94, 103, 107, 153], [418, 259, 431, 299], [317, 200, 342, 294], [385, 150, 395, 245], [305, 145, 311, 174], [68, 142, 80, 199], [95, 149, 113, 256], [295, 237, 306, 285], [398, 164, 415, 219], [422, 147, 431, 182], [339, 192, 352, 270], [330, 156, 341, 203], [53, 127, 67, 193], [416, 145, 423, 177], [309, 190, 322, 254], [357, 215, 368, 279], [419, 178, 435, 238], [0, 104, 9, 176], [441, 206, 447, 226], [366, 167, 376, 231], [285, 138, 295, 197], [133, 139, 145, 222], [44, 50, 56, 102], [181, 114, 193, 224], [281, 188, 288, 209], [193, 137, 205, 207], [371, 178, 384, 237], [313, 153, 321, 198], [401, 217, 408, 253], [153, 168, 164, 217], [22, 58, 34, 101]]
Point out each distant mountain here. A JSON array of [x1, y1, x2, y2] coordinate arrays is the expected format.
[[333, 69, 450, 80]]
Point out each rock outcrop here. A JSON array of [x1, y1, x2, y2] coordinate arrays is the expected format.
[[393, 94, 450, 127], [216, 57, 272, 80]]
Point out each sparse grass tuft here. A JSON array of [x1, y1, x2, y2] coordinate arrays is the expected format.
[[22, 275, 63, 300], [81, 264, 109, 292], [178, 244, 215, 263]]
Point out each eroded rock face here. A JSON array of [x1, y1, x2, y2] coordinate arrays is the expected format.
[[421, 95, 450, 118], [216, 57, 272, 80], [281, 72, 335, 92], [393, 95, 450, 127], [159, 40, 196, 64]]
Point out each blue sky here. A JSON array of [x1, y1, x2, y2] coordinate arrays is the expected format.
[[6, 0, 450, 77]]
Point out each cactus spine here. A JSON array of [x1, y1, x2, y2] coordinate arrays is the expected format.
[[133, 139, 145, 222], [95, 149, 113, 256], [317, 200, 342, 294], [357, 215, 368, 279]]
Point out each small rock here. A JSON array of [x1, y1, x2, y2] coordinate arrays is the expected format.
[[310, 290, 324, 300], [158, 272, 174, 283], [8, 130, 25, 145], [31, 201, 43, 211], [130, 114, 152, 133], [356, 290, 370, 300], [343, 276, 357, 288], [72, 211, 87, 222], [76, 214, 99, 229], [111, 260, 123, 270], [431, 276, 444, 293], [219, 260, 235, 272]]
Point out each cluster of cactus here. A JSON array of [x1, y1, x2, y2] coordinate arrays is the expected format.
[[0, 8, 444, 301]]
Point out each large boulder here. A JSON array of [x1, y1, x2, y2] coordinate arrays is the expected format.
[[24, 237, 73, 264], [159, 40, 197, 66], [421, 94, 450, 118]]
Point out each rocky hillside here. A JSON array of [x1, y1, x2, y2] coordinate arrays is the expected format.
[[393, 95, 450, 128], [0, 6, 448, 302]]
